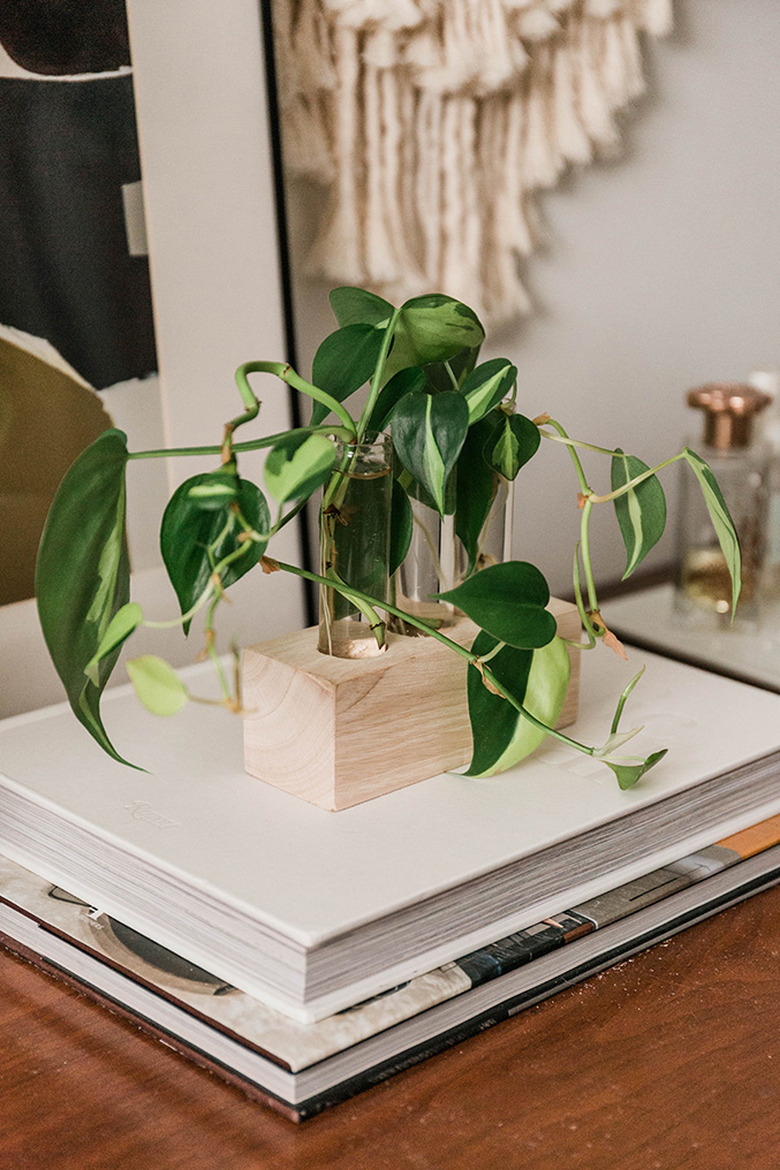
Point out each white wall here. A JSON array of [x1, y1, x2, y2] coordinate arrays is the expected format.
[[288, 0, 780, 596]]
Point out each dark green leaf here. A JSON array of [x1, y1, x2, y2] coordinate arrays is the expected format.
[[264, 432, 336, 503], [435, 561, 555, 648], [483, 412, 540, 480], [389, 477, 414, 576], [161, 474, 269, 633], [423, 344, 481, 394], [365, 366, 427, 434], [682, 447, 742, 618], [611, 450, 667, 579], [466, 633, 570, 776], [603, 749, 668, 790], [35, 428, 134, 764], [329, 286, 394, 328], [461, 358, 517, 424], [392, 390, 469, 514], [310, 323, 386, 425], [455, 414, 501, 575]]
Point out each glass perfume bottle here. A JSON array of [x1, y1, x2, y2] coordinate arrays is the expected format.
[[749, 369, 780, 599], [675, 382, 771, 626]]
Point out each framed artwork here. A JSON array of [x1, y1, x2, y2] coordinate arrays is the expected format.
[[0, 0, 306, 717]]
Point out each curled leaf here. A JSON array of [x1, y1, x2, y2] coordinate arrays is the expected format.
[[602, 749, 668, 791], [84, 602, 143, 685]]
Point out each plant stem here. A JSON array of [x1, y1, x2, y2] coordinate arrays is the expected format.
[[543, 418, 590, 495], [357, 307, 402, 441], [127, 424, 355, 463], [272, 560, 597, 758], [237, 361, 357, 437]]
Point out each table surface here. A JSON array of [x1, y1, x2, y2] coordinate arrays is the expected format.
[[2, 883, 779, 1170]]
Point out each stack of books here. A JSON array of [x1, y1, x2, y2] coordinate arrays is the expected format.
[[1, 647, 779, 1121]]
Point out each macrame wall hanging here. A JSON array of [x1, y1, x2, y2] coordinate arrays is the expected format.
[[273, 0, 673, 329]]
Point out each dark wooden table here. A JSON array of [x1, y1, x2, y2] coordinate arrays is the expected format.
[[2, 885, 778, 1169]]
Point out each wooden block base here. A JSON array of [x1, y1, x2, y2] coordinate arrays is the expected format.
[[242, 599, 581, 811]]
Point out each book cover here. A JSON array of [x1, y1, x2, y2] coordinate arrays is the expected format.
[[0, 649, 779, 1021], [2, 837, 778, 1120]]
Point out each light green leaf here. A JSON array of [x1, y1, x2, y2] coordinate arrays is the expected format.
[[461, 359, 517, 425], [611, 451, 667, 579], [391, 391, 469, 514], [397, 295, 484, 364], [383, 295, 484, 381], [602, 749, 668, 790], [483, 412, 540, 480], [264, 433, 337, 503], [466, 634, 570, 777], [35, 428, 135, 765], [436, 561, 556, 649], [682, 447, 742, 618], [84, 602, 143, 685], [310, 322, 386, 425], [126, 656, 189, 716]]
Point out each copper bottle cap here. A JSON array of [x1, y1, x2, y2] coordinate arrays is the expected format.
[[687, 382, 771, 450]]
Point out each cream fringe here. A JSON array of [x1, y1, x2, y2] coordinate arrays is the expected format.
[[274, 0, 673, 328]]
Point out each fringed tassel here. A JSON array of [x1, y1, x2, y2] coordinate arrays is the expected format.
[[281, 0, 673, 327]]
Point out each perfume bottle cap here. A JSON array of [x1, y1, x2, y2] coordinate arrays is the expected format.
[[687, 382, 771, 450]]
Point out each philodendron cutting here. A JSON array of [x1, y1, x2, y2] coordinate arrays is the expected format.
[[35, 287, 741, 790]]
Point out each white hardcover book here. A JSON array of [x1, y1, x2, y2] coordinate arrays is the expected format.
[[0, 648, 779, 1022]]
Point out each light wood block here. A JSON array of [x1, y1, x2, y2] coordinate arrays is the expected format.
[[242, 599, 581, 811]]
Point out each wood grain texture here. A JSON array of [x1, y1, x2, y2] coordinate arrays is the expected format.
[[243, 600, 581, 810], [1, 885, 778, 1169]]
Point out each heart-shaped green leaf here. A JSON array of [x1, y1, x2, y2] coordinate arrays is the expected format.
[[454, 413, 501, 575], [436, 561, 556, 648], [329, 286, 394, 328], [466, 633, 570, 776], [264, 433, 337, 503], [682, 447, 742, 618], [35, 428, 134, 765], [161, 474, 269, 632], [310, 322, 386, 425], [611, 450, 667, 579], [392, 391, 469, 514], [126, 655, 189, 716], [397, 294, 484, 364], [461, 358, 517, 425], [483, 412, 540, 480]]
